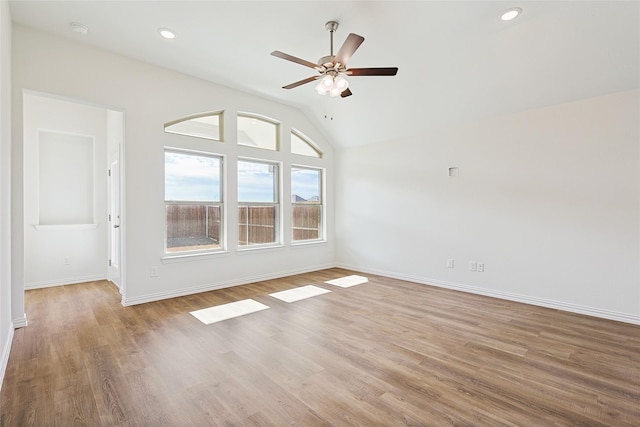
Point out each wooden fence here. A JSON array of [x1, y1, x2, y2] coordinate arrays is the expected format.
[[291, 205, 320, 241], [166, 205, 220, 251], [238, 206, 276, 245], [166, 204, 321, 249]]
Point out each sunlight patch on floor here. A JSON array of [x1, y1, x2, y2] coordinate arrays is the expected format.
[[190, 299, 270, 325], [324, 275, 368, 288], [269, 285, 331, 303]]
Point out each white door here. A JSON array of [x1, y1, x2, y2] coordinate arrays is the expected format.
[[107, 147, 121, 290]]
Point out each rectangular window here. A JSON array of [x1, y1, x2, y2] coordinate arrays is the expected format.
[[291, 166, 323, 242], [238, 159, 280, 247], [165, 149, 223, 254]]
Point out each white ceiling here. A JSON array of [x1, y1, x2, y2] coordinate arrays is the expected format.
[[9, 1, 640, 149]]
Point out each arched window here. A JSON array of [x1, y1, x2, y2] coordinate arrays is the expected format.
[[163, 109, 326, 258], [291, 129, 322, 158], [164, 111, 223, 141], [237, 113, 279, 151]]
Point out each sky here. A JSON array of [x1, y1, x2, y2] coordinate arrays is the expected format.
[[237, 160, 277, 202], [165, 152, 321, 203], [165, 151, 220, 202], [291, 167, 320, 201]]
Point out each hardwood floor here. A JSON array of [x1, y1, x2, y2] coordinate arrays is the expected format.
[[1, 268, 639, 426]]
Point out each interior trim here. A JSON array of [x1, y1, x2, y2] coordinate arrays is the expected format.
[[0, 325, 15, 393], [121, 263, 335, 306], [336, 263, 640, 326]]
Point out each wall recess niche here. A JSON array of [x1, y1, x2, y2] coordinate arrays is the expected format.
[[38, 130, 95, 226]]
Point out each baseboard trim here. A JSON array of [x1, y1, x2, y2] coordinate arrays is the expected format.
[[25, 275, 107, 290], [121, 263, 335, 306], [0, 325, 15, 393], [12, 314, 28, 329], [336, 263, 640, 326]]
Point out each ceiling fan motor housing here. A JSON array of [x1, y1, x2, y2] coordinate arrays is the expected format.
[[318, 55, 336, 68]]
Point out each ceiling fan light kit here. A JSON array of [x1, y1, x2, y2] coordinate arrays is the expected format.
[[271, 21, 398, 98], [315, 72, 349, 97]]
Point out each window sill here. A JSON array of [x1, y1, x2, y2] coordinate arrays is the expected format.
[[236, 244, 285, 255], [291, 240, 327, 248], [162, 250, 230, 263]]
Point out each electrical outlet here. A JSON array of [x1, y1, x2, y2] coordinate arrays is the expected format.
[[150, 266, 158, 277], [477, 263, 485, 272], [470, 261, 477, 272], [447, 259, 454, 268], [63, 256, 70, 265]]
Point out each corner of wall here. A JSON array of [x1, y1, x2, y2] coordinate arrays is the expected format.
[[11, 314, 27, 329], [0, 0, 14, 394]]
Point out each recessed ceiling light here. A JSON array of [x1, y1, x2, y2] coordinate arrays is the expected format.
[[69, 22, 88, 35], [500, 7, 522, 21], [158, 28, 176, 39]]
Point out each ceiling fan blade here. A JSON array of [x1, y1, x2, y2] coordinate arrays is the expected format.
[[334, 33, 365, 66], [271, 51, 320, 69], [347, 67, 398, 76], [282, 76, 320, 89], [340, 88, 353, 98]]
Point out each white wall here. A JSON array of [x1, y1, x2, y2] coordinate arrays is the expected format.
[[23, 94, 108, 288], [336, 90, 640, 324], [12, 25, 335, 306], [0, 0, 14, 390]]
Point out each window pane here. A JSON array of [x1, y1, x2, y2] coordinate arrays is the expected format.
[[166, 205, 221, 252], [291, 167, 321, 203], [292, 167, 322, 242], [291, 131, 321, 157], [165, 149, 223, 254], [238, 160, 278, 203], [165, 151, 221, 202], [165, 113, 222, 141], [292, 205, 321, 241], [238, 206, 277, 246], [237, 115, 278, 150]]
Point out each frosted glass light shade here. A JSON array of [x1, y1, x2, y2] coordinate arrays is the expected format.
[[334, 76, 349, 90]]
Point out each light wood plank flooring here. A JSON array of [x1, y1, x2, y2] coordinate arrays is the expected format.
[[1, 268, 639, 426]]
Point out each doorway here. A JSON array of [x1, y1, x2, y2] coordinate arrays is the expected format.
[[23, 92, 124, 291]]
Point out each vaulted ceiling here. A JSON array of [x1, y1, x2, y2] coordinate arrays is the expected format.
[[9, 1, 640, 148]]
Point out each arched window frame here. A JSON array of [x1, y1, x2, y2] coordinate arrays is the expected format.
[[291, 128, 323, 158], [164, 110, 224, 142], [237, 112, 280, 151]]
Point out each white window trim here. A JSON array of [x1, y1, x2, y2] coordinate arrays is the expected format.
[[237, 112, 281, 151], [291, 128, 323, 158], [237, 158, 282, 249], [164, 110, 224, 142], [291, 165, 325, 244], [164, 148, 225, 257]]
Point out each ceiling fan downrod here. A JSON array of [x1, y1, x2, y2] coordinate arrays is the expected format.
[[326, 21, 339, 57]]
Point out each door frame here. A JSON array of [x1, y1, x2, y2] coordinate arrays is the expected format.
[[107, 145, 122, 291]]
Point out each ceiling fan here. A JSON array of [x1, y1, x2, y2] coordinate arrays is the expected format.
[[271, 21, 398, 98]]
